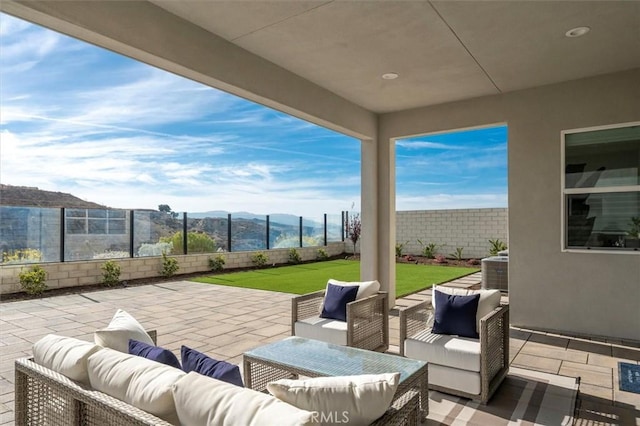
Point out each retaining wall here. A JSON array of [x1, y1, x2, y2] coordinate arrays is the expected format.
[[0, 242, 345, 296]]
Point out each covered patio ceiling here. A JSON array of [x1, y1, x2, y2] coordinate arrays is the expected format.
[[2, 1, 639, 125]]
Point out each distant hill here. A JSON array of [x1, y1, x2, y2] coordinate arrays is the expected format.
[[0, 185, 105, 209], [190, 210, 318, 226]]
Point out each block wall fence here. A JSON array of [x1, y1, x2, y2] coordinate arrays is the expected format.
[[396, 208, 508, 259], [0, 242, 345, 296], [1, 208, 507, 295]]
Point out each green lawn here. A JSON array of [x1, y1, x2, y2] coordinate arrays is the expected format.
[[191, 260, 478, 298]]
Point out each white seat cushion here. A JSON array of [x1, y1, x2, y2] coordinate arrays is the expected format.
[[294, 316, 347, 346], [404, 328, 480, 372], [267, 373, 400, 426], [172, 372, 315, 426], [87, 347, 184, 424], [33, 334, 102, 385], [430, 363, 481, 396], [432, 286, 501, 333]]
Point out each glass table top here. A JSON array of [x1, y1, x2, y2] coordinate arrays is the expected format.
[[245, 337, 426, 382]]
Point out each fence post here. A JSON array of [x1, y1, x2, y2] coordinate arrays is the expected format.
[[129, 210, 135, 258], [324, 214, 327, 246], [266, 215, 270, 250], [183, 212, 188, 255], [227, 213, 232, 252], [60, 207, 65, 262], [299, 216, 303, 248]]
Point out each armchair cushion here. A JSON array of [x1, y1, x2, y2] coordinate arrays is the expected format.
[[320, 283, 358, 322], [432, 286, 501, 333], [326, 279, 380, 300], [432, 290, 480, 338], [94, 309, 154, 353], [33, 334, 102, 385], [294, 316, 348, 346], [404, 328, 481, 372]]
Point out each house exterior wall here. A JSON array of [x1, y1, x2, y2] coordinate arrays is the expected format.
[[380, 69, 640, 341], [0, 242, 345, 295], [397, 208, 508, 259]]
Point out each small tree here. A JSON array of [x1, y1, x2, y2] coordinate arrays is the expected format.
[[101, 260, 121, 287], [346, 213, 362, 254]]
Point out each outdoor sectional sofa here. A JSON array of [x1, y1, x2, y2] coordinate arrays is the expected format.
[[16, 327, 421, 425]]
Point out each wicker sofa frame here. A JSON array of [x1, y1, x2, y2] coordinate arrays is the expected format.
[[399, 302, 509, 404], [292, 290, 389, 352], [15, 329, 419, 425]]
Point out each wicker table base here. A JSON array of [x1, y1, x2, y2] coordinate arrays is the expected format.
[[243, 337, 428, 419]]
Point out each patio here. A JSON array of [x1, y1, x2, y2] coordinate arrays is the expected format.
[[1, 275, 638, 425]]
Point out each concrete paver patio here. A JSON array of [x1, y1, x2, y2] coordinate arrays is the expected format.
[[1, 273, 639, 425]]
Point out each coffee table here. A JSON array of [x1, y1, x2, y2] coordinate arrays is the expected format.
[[243, 336, 428, 416]]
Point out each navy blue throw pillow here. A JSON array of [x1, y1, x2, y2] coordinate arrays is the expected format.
[[320, 283, 359, 322], [432, 290, 480, 339], [128, 339, 181, 369], [181, 345, 244, 387]]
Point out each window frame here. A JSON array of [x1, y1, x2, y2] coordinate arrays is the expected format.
[[560, 121, 640, 254]]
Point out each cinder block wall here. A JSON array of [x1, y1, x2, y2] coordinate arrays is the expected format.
[[396, 208, 508, 259], [0, 242, 345, 295]]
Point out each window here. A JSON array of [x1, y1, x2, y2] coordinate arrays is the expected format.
[[562, 123, 640, 251], [65, 209, 127, 235]]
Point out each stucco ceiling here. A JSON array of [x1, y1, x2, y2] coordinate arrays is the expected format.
[[149, 0, 640, 113]]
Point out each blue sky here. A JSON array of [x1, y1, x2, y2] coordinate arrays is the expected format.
[[0, 13, 507, 218]]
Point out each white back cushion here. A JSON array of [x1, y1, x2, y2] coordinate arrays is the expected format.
[[267, 373, 400, 426], [94, 309, 153, 352], [87, 348, 184, 424], [326, 279, 380, 300], [172, 372, 315, 426], [432, 286, 501, 332], [33, 334, 102, 384]]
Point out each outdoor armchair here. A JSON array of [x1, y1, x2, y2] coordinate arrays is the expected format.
[[399, 287, 509, 404], [292, 288, 389, 352]]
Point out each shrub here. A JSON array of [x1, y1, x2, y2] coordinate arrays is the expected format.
[[2, 248, 43, 265], [417, 240, 439, 259], [449, 247, 464, 261], [434, 254, 448, 264], [19, 265, 47, 296], [160, 252, 179, 277], [250, 251, 269, 267], [208, 255, 226, 272], [395, 241, 409, 257], [467, 258, 481, 266], [137, 242, 173, 257], [316, 248, 329, 260], [274, 235, 321, 249], [160, 231, 216, 254], [288, 248, 302, 264], [489, 239, 508, 256], [101, 260, 121, 287]]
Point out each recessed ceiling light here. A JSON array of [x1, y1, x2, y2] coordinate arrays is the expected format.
[[565, 26, 590, 38], [382, 72, 399, 80]]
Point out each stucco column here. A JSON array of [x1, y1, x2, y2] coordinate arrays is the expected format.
[[360, 136, 396, 308]]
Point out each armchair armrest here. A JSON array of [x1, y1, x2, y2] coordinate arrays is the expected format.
[[398, 301, 431, 357], [291, 290, 325, 335], [479, 303, 509, 400], [346, 291, 389, 351]]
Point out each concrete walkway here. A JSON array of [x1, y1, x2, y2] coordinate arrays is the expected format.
[[1, 273, 639, 425]]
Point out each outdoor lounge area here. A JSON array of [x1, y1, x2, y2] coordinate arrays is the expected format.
[[1, 275, 639, 425]]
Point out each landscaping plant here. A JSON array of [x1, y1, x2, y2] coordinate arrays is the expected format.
[[345, 213, 361, 254], [208, 255, 226, 272], [316, 248, 329, 261], [449, 247, 464, 261], [288, 248, 302, 264], [434, 254, 448, 264], [19, 265, 47, 296], [160, 252, 179, 277], [251, 251, 269, 267], [161, 231, 216, 254], [101, 260, 121, 287], [417, 240, 440, 259], [489, 238, 508, 256], [1, 248, 42, 265], [395, 241, 409, 258]]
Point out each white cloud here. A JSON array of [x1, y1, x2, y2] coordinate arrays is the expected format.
[[396, 140, 464, 150]]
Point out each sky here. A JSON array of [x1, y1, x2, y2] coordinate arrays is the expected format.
[[0, 13, 507, 218]]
